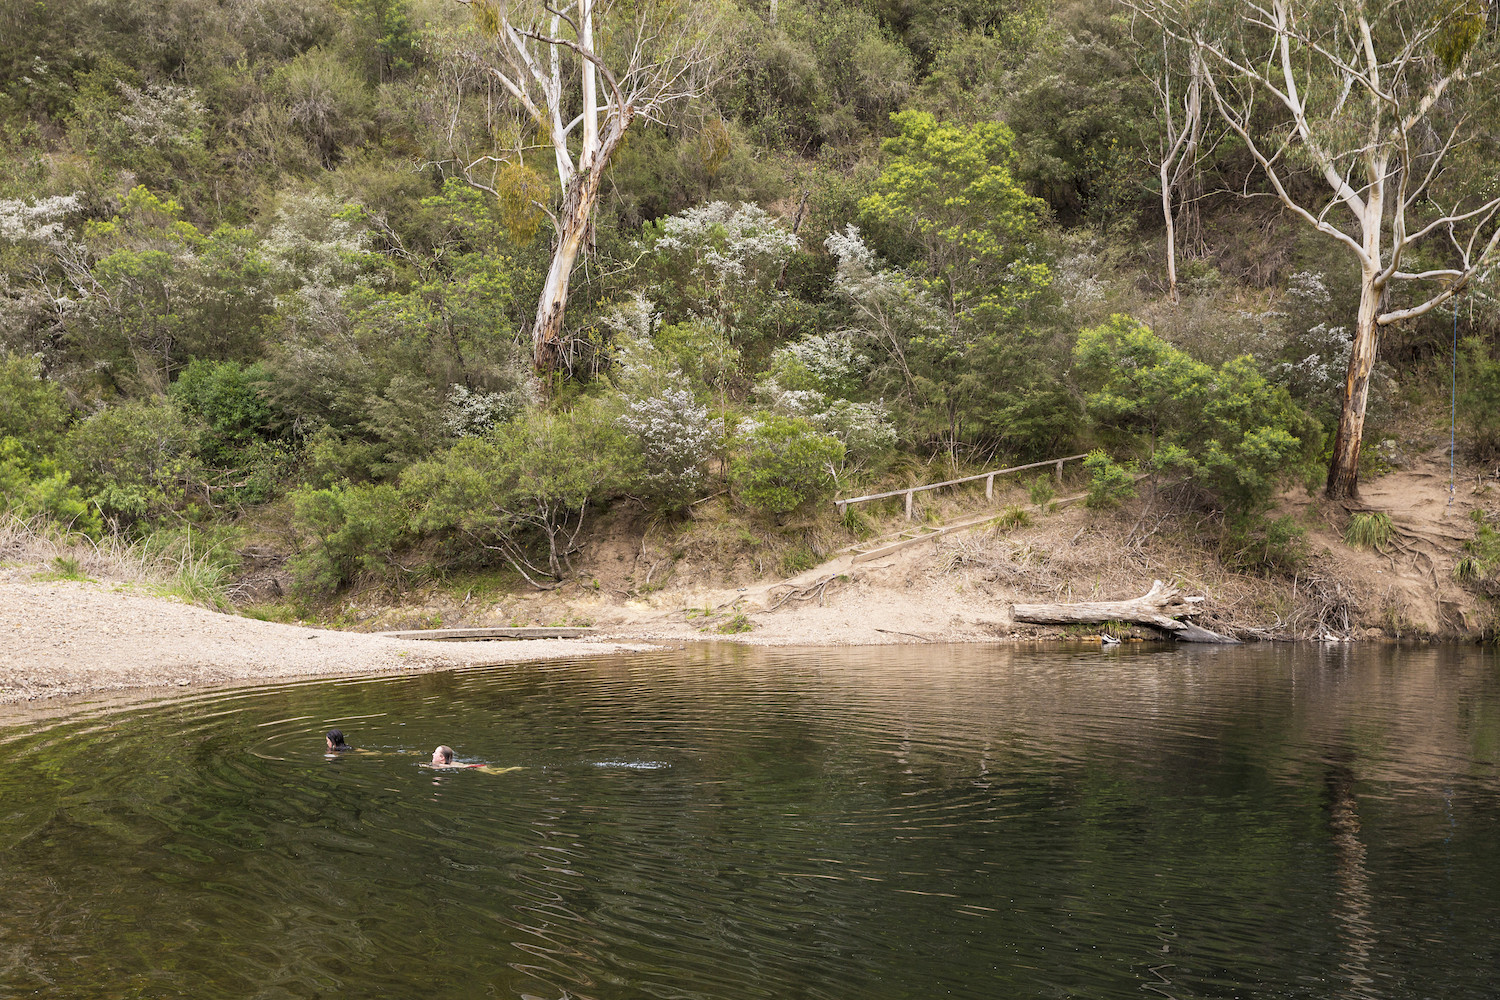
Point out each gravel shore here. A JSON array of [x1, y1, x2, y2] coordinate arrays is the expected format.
[[0, 579, 652, 706]]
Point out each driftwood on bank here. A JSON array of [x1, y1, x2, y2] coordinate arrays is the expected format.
[[1011, 580, 1239, 644]]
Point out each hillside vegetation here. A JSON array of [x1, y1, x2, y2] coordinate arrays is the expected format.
[[2, 0, 1499, 624]]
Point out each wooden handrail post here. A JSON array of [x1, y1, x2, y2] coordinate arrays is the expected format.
[[831, 453, 1088, 513]]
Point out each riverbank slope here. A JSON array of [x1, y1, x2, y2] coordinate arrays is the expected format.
[[3, 442, 1493, 706]]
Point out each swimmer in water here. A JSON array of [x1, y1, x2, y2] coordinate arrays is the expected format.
[[431, 745, 476, 768], [429, 745, 520, 774], [326, 729, 351, 753]]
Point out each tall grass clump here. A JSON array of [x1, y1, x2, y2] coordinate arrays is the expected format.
[[1454, 511, 1500, 586], [0, 514, 237, 610], [1344, 511, 1393, 551]]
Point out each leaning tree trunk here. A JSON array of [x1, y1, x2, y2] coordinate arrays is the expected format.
[[1162, 158, 1181, 305], [1326, 271, 1385, 500], [529, 120, 624, 376], [531, 186, 592, 374]]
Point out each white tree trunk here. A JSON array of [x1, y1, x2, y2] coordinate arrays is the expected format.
[[1327, 268, 1385, 499], [461, 0, 724, 376], [1162, 158, 1180, 304], [530, 120, 623, 372]]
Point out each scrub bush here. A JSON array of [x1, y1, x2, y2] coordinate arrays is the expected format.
[[730, 415, 845, 516], [170, 358, 281, 464], [1083, 450, 1136, 509], [403, 402, 638, 587], [1076, 315, 1315, 516], [1458, 337, 1500, 461], [289, 482, 410, 593], [0, 439, 99, 534], [0, 354, 70, 456], [618, 387, 717, 511], [65, 401, 198, 528]]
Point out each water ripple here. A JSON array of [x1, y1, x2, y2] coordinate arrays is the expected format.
[[1, 644, 1499, 998]]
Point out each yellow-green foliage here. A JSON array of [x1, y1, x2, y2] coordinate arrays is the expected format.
[[730, 415, 845, 516], [1083, 450, 1136, 510]]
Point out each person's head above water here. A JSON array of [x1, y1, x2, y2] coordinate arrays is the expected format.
[[432, 745, 455, 765], [326, 729, 349, 752]]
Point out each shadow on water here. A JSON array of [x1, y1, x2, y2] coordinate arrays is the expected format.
[[1, 641, 1498, 999]]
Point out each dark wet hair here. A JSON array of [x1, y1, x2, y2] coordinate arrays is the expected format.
[[326, 729, 348, 748]]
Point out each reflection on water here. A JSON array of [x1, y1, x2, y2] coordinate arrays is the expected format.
[[0, 642, 1498, 999]]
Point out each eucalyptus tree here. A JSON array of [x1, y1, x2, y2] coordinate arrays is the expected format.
[[453, 0, 729, 376], [1128, 18, 1213, 304], [1128, 0, 1500, 499]]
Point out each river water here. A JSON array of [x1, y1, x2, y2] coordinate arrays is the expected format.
[[0, 642, 1497, 999]]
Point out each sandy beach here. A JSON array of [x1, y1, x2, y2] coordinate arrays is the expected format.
[[0, 578, 653, 705]]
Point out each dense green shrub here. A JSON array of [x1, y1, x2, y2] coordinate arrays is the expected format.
[[1458, 336, 1500, 461], [403, 403, 638, 587], [65, 400, 197, 527], [170, 358, 281, 463], [1082, 450, 1136, 509], [0, 354, 70, 456], [0, 438, 99, 534], [1076, 315, 1315, 515], [730, 414, 845, 516], [1074, 314, 1214, 451], [289, 482, 410, 593]]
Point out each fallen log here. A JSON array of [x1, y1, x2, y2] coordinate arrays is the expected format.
[[1011, 580, 1239, 644]]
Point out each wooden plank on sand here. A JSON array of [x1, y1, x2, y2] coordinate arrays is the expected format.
[[378, 627, 596, 641]]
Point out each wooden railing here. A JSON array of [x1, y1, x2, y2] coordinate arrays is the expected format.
[[834, 454, 1089, 520]]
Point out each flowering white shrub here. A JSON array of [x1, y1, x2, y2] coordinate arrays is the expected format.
[[1268, 270, 1391, 414], [618, 387, 718, 507], [1055, 246, 1106, 307], [765, 332, 867, 395], [1269, 322, 1353, 402], [263, 192, 377, 291], [642, 202, 801, 335], [650, 202, 801, 285], [116, 82, 206, 150], [0, 194, 83, 249], [824, 225, 946, 340], [444, 383, 536, 438], [1285, 270, 1331, 310], [598, 292, 660, 344], [755, 378, 895, 474]]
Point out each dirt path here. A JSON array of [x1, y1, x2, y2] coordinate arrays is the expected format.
[[1280, 444, 1486, 635], [589, 448, 1493, 645]]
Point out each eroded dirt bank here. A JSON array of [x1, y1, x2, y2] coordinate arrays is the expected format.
[[338, 444, 1496, 647]]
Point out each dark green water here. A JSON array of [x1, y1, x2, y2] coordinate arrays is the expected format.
[[1, 642, 1498, 999]]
